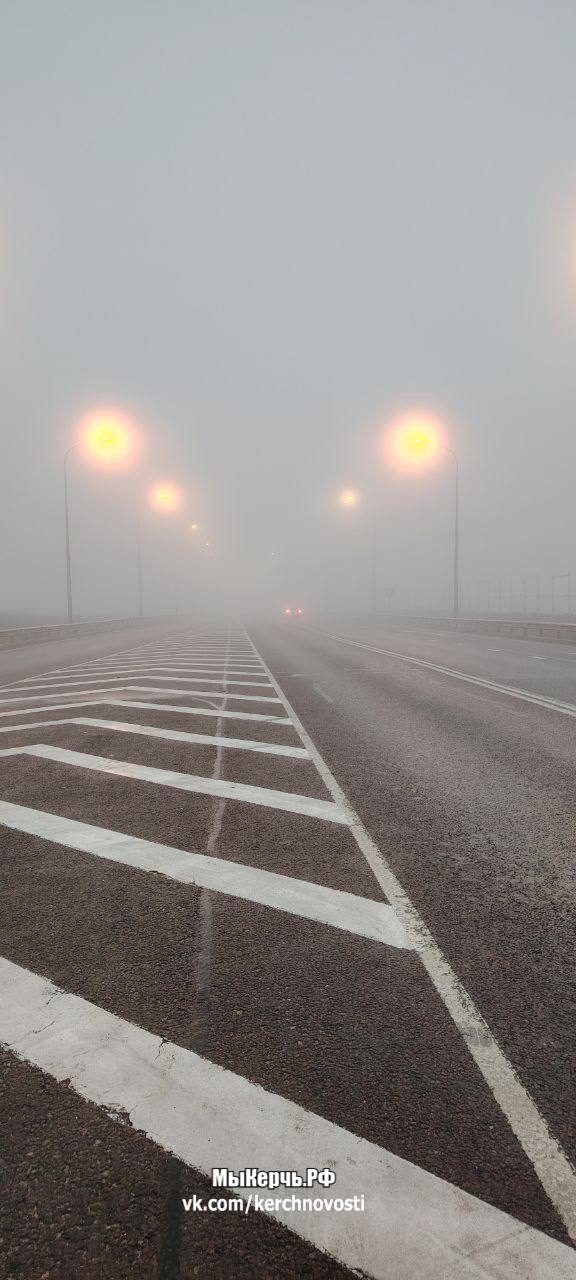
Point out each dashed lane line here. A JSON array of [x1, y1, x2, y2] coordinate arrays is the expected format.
[[246, 630, 576, 1239], [0, 744, 351, 824], [0, 802, 408, 947], [1, 957, 574, 1280], [0, 717, 309, 758]]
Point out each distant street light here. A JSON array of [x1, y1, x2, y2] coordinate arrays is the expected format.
[[337, 488, 378, 613], [386, 411, 460, 616], [338, 488, 360, 509], [64, 410, 139, 622], [149, 483, 182, 512], [136, 481, 185, 616]]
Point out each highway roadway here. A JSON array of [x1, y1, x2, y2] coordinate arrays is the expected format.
[[0, 616, 575, 1278]]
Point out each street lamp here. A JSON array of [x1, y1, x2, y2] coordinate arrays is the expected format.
[[149, 483, 182, 512], [337, 488, 378, 613], [385, 412, 460, 617], [136, 483, 185, 616], [64, 410, 138, 623]]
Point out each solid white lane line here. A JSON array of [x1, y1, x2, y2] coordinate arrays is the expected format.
[[306, 627, 576, 722], [0, 717, 308, 758], [0, 699, 293, 726], [1, 958, 573, 1280], [0, 802, 404, 944], [0, 745, 350, 824], [247, 632, 576, 1237]]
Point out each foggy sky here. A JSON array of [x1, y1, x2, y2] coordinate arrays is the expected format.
[[2, 1, 576, 618]]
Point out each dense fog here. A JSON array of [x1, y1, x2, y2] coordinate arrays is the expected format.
[[2, 2, 576, 621]]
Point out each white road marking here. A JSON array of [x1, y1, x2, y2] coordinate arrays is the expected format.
[[0, 685, 282, 706], [2, 672, 274, 691], [24, 665, 267, 680], [197, 631, 232, 1012], [127, 686, 282, 704], [2, 802, 407, 945], [312, 683, 334, 705], [248, 631, 576, 1238], [0, 699, 293, 726], [306, 627, 576, 723], [0, 717, 309, 758], [0, 744, 350, 824], [1, 957, 573, 1280], [115, 700, 292, 726], [0, 687, 139, 706], [531, 655, 546, 660]]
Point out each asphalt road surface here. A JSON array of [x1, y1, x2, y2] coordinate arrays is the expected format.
[[0, 616, 575, 1279]]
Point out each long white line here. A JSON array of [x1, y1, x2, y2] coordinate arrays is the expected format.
[[113, 700, 294, 726], [1, 958, 573, 1280], [0, 686, 282, 706], [1, 673, 274, 692], [51, 666, 266, 677], [246, 631, 576, 1239], [0, 802, 405, 945], [127, 686, 283, 705], [0, 717, 308, 758], [0, 687, 139, 706], [0, 699, 293, 726], [305, 627, 576, 721], [0, 744, 350, 824]]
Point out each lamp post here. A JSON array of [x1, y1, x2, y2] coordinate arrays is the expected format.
[[136, 515, 143, 617], [385, 412, 459, 617], [445, 446, 459, 617], [64, 409, 138, 623], [338, 489, 377, 613], [63, 445, 78, 622]]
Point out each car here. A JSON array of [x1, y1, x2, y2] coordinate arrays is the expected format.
[[283, 605, 303, 617]]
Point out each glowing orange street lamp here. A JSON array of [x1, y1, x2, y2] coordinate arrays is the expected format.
[[388, 412, 441, 468], [81, 410, 135, 465], [386, 411, 459, 616], [64, 409, 139, 623]]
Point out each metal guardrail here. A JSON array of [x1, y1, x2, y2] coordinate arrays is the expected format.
[[0, 617, 144, 651]]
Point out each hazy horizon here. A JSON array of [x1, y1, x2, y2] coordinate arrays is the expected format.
[[2, 2, 576, 619]]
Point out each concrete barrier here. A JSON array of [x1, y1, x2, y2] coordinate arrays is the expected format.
[[0, 618, 146, 651], [402, 616, 576, 644]]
